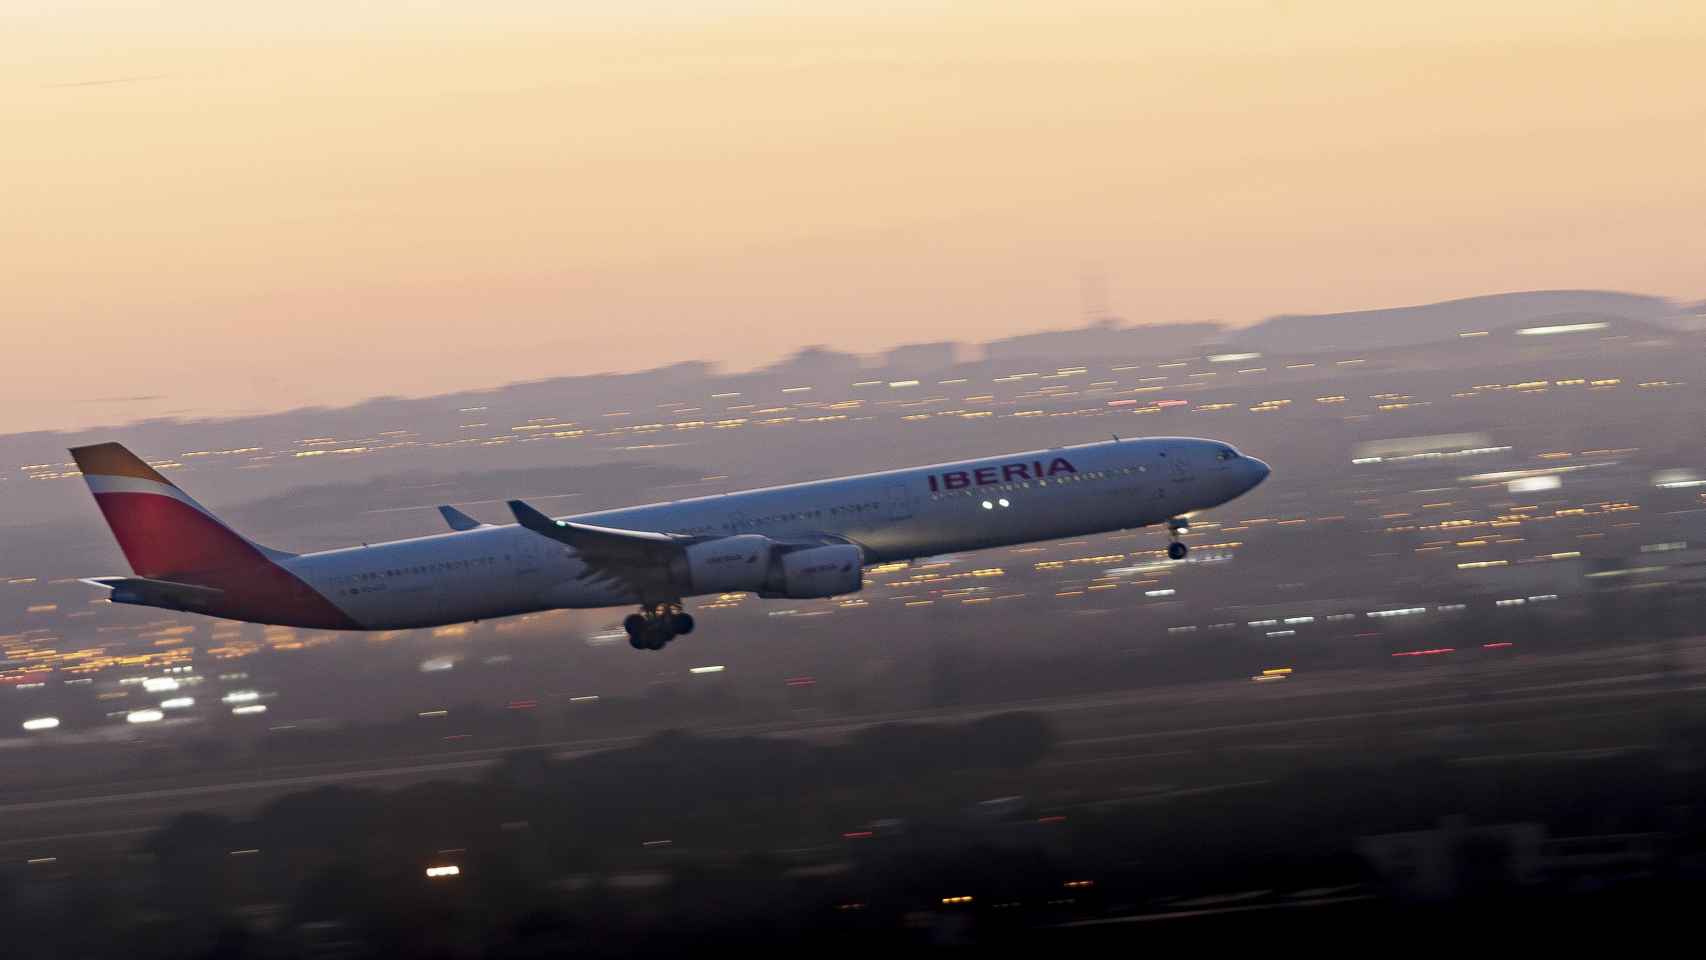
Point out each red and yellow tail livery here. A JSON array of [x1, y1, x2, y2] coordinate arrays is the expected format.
[[71, 443, 360, 628]]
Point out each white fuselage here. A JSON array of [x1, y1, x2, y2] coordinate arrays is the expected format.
[[281, 437, 1268, 629]]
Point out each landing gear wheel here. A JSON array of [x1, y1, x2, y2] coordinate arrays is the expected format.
[[624, 614, 649, 650], [625, 602, 686, 650], [1168, 541, 1189, 561]]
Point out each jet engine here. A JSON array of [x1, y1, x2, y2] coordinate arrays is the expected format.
[[758, 543, 864, 599], [680, 535, 773, 593], [679, 537, 864, 599]]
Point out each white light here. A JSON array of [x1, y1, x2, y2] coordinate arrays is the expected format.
[[1146, 589, 1176, 597], [161, 697, 195, 709], [1516, 321, 1608, 336], [127, 709, 164, 724], [142, 677, 179, 693], [1208, 352, 1262, 363], [425, 865, 461, 878], [419, 657, 456, 672], [690, 665, 725, 674], [982, 500, 993, 509], [998, 498, 1010, 507], [1507, 475, 1560, 494], [21, 717, 59, 731], [1368, 607, 1426, 618], [232, 704, 268, 715], [221, 690, 259, 704], [1655, 470, 1706, 489]]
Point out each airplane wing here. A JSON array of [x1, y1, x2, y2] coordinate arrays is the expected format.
[[507, 499, 699, 597], [506, 499, 860, 597], [437, 505, 485, 531]]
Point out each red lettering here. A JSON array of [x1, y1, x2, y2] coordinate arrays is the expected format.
[[974, 467, 997, 485], [1003, 463, 1029, 481], [943, 471, 970, 489], [1048, 457, 1076, 476]]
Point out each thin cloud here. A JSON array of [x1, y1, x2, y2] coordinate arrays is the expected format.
[[43, 74, 169, 89]]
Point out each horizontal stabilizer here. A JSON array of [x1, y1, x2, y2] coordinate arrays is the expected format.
[[82, 576, 224, 613], [437, 505, 484, 531]]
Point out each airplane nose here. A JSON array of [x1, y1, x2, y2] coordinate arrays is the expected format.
[[1246, 457, 1271, 489]]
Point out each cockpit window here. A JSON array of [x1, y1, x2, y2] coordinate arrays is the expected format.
[[1215, 448, 1238, 461]]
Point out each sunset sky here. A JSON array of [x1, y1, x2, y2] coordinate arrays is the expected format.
[[5, 1, 1703, 433]]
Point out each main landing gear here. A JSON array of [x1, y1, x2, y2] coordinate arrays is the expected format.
[[624, 602, 694, 651], [1167, 517, 1190, 561]]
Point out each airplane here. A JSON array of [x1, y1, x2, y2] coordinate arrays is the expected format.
[[70, 437, 1269, 650]]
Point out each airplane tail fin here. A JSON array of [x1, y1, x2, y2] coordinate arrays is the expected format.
[[69, 442, 293, 580]]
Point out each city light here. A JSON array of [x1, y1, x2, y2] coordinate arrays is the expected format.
[[21, 717, 58, 731], [1509, 475, 1561, 494], [1516, 321, 1609, 336]]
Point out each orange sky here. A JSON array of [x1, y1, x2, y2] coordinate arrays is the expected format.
[[4, 1, 1703, 433]]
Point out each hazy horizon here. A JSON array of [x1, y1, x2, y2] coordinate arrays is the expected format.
[[6, 1, 1703, 434]]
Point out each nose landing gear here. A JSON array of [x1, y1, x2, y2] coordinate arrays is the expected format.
[[624, 602, 694, 650], [1167, 517, 1190, 561]]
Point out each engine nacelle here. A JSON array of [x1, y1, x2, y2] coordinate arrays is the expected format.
[[680, 534, 773, 594], [759, 543, 865, 599]]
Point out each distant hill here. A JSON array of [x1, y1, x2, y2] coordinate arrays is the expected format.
[[982, 319, 1226, 364], [1673, 300, 1706, 330], [1230, 290, 1674, 353]]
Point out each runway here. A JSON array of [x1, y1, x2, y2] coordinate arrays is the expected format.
[[3, 636, 1700, 865]]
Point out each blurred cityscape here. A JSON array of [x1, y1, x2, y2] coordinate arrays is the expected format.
[[3, 288, 1706, 956]]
